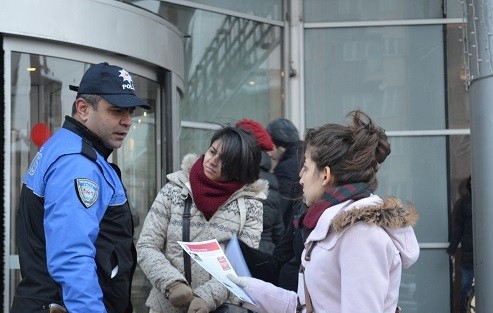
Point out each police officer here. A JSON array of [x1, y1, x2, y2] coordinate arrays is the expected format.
[[11, 62, 151, 313]]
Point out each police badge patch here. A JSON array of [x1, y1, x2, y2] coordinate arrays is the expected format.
[[75, 178, 99, 208]]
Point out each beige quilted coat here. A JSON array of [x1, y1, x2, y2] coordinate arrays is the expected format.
[[137, 154, 268, 313]]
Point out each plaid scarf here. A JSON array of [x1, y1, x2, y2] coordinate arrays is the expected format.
[[189, 156, 244, 220], [300, 182, 372, 230]]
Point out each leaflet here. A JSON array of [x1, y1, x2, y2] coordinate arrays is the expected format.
[[177, 238, 255, 306]]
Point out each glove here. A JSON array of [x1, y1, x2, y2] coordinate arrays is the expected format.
[[165, 281, 194, 307], [227, 274, 298, 313], [227, 274, 249, 288], [187, 296, 208, 313]]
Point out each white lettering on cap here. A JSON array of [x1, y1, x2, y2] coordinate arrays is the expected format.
[[119, 69, 136, 91]]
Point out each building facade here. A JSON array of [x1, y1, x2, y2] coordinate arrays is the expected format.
[[1, 0, 477, 312]]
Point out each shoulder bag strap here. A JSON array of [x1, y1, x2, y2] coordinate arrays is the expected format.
[[296, 264, 314, 313], [297, 242, 317, 313], [182, 196, 192, 284]]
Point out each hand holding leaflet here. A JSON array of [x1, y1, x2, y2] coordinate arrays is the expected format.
[[177, 239, 257, 306], [226, 274, 249, 288], [228, 274, 299, 313]]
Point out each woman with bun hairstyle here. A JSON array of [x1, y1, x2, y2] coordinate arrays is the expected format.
[[228, 110, 420, 313]]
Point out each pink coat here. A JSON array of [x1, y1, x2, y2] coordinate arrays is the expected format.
[[241, 195, 420, 313]]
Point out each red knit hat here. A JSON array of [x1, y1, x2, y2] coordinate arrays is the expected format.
[[236, 119, 275, 151]]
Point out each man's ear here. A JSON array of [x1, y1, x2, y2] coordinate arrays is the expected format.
[[75, 98, 90, 120]]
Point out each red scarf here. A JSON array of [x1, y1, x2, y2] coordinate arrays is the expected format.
[[300, 183, 372, 230], [189, 156, 244, 220]]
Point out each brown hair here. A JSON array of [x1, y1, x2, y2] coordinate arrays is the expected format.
[[209, 125, 262, 184], [303, 110, 391, 191]]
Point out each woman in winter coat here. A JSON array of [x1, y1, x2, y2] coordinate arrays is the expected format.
[[137, 125, 268, 313], [228, 110, 420, 313]]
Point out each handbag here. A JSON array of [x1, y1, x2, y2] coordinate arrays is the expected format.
[[182, 195, 251, 313]]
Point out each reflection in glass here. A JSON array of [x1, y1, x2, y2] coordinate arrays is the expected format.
[[400, 249, 450, 312], [9, 53, 159, 313], [448, 134, 471, 204], [304, 0, 443, 23], [181, 10, 283, 122], [377, 136, 448, 242], [151, 5, 284, 158], [304, 26, 446, 131], [446, 0, 464, 19], [446, 24, 470, 130], [180, 127, 219, 161], [122, 0, 284, 21], [184, 0, 283, 20]]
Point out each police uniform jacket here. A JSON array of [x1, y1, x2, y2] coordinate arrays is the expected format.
[[11, 116, 137, 313]]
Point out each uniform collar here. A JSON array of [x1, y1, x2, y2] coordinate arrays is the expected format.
[[62, 116, 113, 159]]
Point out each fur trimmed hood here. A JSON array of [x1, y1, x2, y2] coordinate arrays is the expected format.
[[167, 153, 268, 200], [307, 195, 420, 269], [331, 196, 418, 232]]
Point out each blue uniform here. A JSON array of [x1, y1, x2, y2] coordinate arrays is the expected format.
[[11, 116, 136, 313]]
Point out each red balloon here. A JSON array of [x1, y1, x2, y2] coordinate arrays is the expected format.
[[31, 123, 52, 147]]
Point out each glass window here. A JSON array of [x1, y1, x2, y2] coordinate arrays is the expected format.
[[304, 0, 444, 22], [182, 10, 283, 123], [124, 0, 284, 21], [153, 6, 284, 157], [9, 53, 160, 313], [400, 250, 451, 312], [448, 134, 471, 199], [304, 25, 446, 130], [377, 136, 449, 242], [186, 0, 283, 20], [180, 127, 219, 161], [446, 0, 463, 19], [446, 24, 470, 129]]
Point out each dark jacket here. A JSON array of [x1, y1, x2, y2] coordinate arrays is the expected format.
[[239, 203, 306, 291], [11, 117, 136, 313], [447, 193, 473, 268], [274, 141, 303, 228], [258, 151, 285, 254]]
